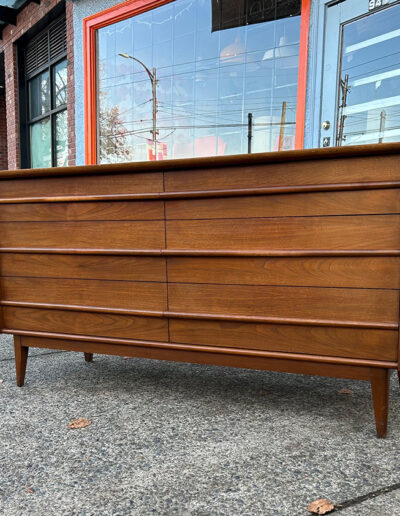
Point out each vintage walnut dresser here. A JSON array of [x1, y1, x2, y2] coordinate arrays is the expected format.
[[1, 143, 399, 437]]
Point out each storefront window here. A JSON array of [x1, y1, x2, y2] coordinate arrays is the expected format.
[[96, 0, 301, 163]]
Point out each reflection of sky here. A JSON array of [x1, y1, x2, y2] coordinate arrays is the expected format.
[[0, 0, 26, 7], [97, 0, 300, 162], [340, 3, 400, 145]]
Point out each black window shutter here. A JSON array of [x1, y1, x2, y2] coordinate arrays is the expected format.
[[25, 16, 66, 78]]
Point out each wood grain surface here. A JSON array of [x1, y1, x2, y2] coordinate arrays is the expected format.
[[16, 335, 392, 379], [168, 283, 398, 324], [0, 200, 164, 221], [2, 277, 167, 311], [0, 221, 165, 249], [166, 189, 400, 219], [0, 172, 164, 200], [167, 256, 400, 289], [164, 155, 400, 191], [168, 319, 398, 361], [3, 306, 168, 342], [2, 143, 400, 437], [166, 215, 400, 250], [0, 253, 166, 282]]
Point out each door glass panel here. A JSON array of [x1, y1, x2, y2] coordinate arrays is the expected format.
[[337, 3, 400, 146], [30, 117, 52, 168], [28, 71, 50, 119], [53, 60, 68, 107], [96, 0, 301, 163], [55, 110, 68, 166]]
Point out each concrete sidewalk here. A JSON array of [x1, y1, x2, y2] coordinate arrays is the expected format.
[[0, 333, 399, 516]]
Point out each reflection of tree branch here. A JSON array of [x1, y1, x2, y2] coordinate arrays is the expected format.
[[99, 103, 133, 163], [97, 62, 134, 163], [55, 69, 67, 105], [55, 110, 68, 166]]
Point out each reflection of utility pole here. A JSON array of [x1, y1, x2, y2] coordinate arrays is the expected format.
[[119, 53, 158, 158], [379, 110, 386, 143], [337, 74, 350, 146], [278, 101, 287, 151], [247, 113, 253, 153]]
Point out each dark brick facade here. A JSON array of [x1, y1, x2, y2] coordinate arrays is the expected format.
[[0, 0, 75, 170], [0, 92, 7, 171]]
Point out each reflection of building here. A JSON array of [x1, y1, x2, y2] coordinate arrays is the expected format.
[[0, 0, 400, 168]]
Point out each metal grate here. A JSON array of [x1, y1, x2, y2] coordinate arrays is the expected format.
[[25, 17, 66, 78]]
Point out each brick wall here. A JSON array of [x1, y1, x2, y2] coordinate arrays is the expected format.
[[0, 0, 75, 170], [0, 92, 7, 170]]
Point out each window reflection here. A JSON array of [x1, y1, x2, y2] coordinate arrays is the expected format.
[[30, 118, 51, 168], [96, 0, 301, 162], [337, 3, 400, 146], [29, 71, 50, 120], [53, 60, 67, 107], [55, 110, 68, 167]]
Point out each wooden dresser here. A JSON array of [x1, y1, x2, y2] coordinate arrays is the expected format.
[[1, 143, 399, 437]]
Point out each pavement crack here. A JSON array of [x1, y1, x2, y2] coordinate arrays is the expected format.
[[335, 481, 400, 512]]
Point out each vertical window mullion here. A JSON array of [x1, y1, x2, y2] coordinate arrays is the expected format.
[[25, 59, 31, 168], [47, 31, 52, 167], [50, 64, 54, 166], [51, 112, 54, 167]]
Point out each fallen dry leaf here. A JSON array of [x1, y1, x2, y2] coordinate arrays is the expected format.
[[308, 499, 335, 515], [24, 485, 34, 494], [338, 389, 354, 395], [68, 418, 92, 430]]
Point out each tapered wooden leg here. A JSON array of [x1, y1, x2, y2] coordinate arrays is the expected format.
[[84, 353, 93, 362], [14, 336, 29, 387], [370, 368, 389, 438]]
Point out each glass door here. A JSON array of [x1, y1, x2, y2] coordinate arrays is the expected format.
[[319, 0, 400, 148]]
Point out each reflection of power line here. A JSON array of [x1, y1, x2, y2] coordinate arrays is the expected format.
[[159, 98, 297, 106], [349, 64, 400, 83], [159, 102, 297, 108], [343, 50, 400, 73], [99, 55, 300, 89], [341, 115, 400, 128], [119, 109, 297, 127], [102, 96, 298, 109], [104, 121, 296, 139], [118, 98, 152, 116], [162, 95, 299, 101], [157, 104, 297, 124], [99, 42, 300, 82], [119, 101, 297, 119], [342, 124, 400, 136]]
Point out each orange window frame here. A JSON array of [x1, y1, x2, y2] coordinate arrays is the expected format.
[[83, 0, 311, 165]]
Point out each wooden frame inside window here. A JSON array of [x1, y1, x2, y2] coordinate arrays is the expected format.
[[83, 0, 311, 165]]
